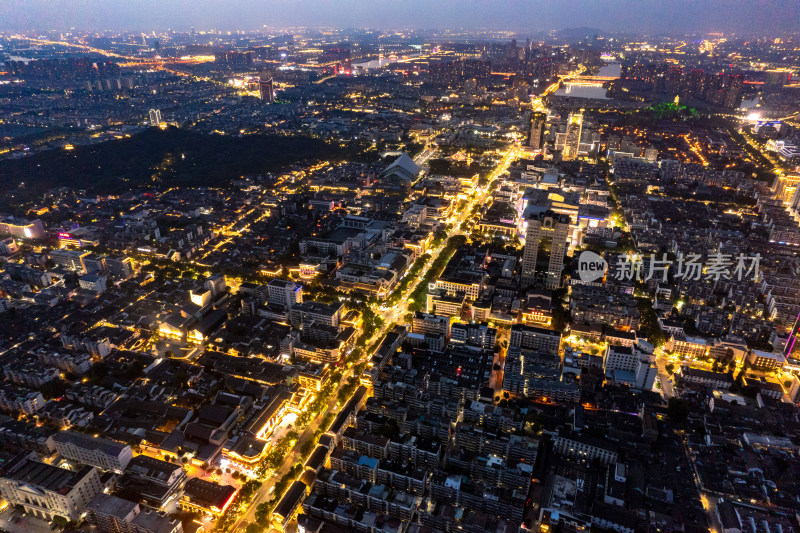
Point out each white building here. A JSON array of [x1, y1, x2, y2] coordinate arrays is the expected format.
[[52, 430, 133, 473], [86, 493, 183, 533], [106, 256, 134, 280], [290, 301, 343, 328], [604, 345, 656, 390], [267, 279, 303, 310], [0, 452, 103, 521], [204, 273, 226, 297], [411, 312, 450, 338], [668, 335, 708, 359], [678, 367, 734, 390], [79, 274, 107, 294], [748, 349, 786, 370], [0, 218, 45, 239], [189, 286, 212, 307], [0, 383, 45, 415], [49, 249, 90, 273]]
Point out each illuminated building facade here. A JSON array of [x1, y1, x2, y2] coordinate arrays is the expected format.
[[784, 311, 800, 359], [86, 493, 183, 533], [0, 218, 44, 240], [180, 478, 236, 517], [148, 108, 162, 125], [562, 110, 583, 160], [0, 453, 103, 522], [52, 430, 133, 473], [521, 210, 570, 289], [528, 112, 546, 150], [259, 76, 275, 103]]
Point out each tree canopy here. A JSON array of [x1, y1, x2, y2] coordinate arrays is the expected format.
[[0, 127, 342, 207]]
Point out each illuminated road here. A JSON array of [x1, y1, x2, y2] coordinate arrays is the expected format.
[[229, 365, 357, 532], [414, 149, 435, 167], [10, 35, 212, 70], [9, 35, 220, 83], [377, 145, 519, 327], [683, 439, 723, 533], [414, 147, 435, 168], [653, 349, 676, 399], [732, 128, 788, 176], [11, 35, 137, 60], [229, 144, 519, 532], [193, 168, 306, 265]]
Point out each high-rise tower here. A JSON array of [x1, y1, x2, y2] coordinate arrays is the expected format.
[[563, 109, 584, 160], [259, 76, 274, 103], [148, 108, 161, 126], [521, 210, 570, 289], [528, 112, 546, 150]]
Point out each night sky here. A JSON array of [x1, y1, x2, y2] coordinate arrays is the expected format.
[[2, 0, 798, 34]]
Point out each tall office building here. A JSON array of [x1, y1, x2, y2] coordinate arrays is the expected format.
[[290, 300, 343, 328], [528, 112, 546, 150], [412, 311, 451, 338], [148, 108, 161, 126], [259, 76, 274, 103], [461, 58, 490, 82], [521, 210, 570, 289], [604, 346, 657, 390], [563, 109, 584, 160], [49, 249, 90, 273], [215, 51, 253, 66]]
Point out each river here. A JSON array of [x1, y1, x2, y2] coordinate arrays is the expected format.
[[553, 61, 620, 100]]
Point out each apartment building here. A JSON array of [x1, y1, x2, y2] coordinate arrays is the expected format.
[[509, 324, 562, 353], [553, 430, 619, 465], [290, 301, 343, 329]]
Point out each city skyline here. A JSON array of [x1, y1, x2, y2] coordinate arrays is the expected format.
[[2, 0, 800, 35], [1, 7, 800, 533]]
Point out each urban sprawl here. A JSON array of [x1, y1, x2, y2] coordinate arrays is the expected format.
[[0, 27, 800, 533]]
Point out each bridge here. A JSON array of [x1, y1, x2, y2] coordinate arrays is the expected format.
[[574, 75, 618, 82], [562, 79, 606, 87], [540, 74, 618, 95], [117, 58, 214, 67]]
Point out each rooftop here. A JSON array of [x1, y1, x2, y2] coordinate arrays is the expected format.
[[3, 453, 95, 495], [53, 429, 130, 456]]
